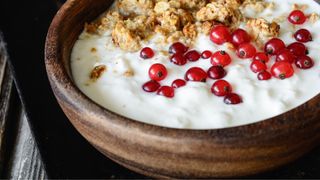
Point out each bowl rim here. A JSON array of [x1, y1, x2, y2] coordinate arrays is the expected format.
[[44, 0, 320, 138]]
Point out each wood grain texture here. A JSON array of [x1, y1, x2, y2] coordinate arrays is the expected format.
[[0, 32, 46, 179], [0, 31, 13, 176], [6, 111, 47, 180], [45, 0, 320, 178]]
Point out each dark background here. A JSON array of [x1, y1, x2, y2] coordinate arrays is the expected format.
[[0, 0, 319, 178]]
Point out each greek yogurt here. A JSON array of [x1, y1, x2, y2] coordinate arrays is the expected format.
[[71, 0, 320, 129]]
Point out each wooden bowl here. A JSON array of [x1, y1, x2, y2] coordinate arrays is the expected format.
[[45, 0, 320, 178]]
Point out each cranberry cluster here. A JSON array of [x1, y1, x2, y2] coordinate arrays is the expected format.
[[140, 9, 315, 105], [141, 43, 242, 104], [209, 9, 314, 81]]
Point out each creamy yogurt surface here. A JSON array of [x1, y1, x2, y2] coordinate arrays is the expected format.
[[71, 0, 320, 129]]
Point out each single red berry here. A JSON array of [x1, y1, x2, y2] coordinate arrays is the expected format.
[[157, 86, 174, 98], [295, 55, 314, 69], [207, 66, 227, 80], [294, 29, 312, 43], [288, 10, 307, 25], [271, 62, 294, 79], [170, 53, 187, 66], [257, 71, 272, 81], [231, 28, 250, 46], [201, 50, 212, 59], [172, 79, 186, 88], [211, 50, 232, 67], [140, 47, 155, 59], [276, 49, 296, 63], [224, 93, 242, 105], [250, 60, 267, 73], [185, 50, 201, 62], [211, 80, 232, 97], [287, 42, 308, 57], [253, 52, 269, 63], [142, 80, 161, 92], [236, 43, 256, 59], [210, 25, 231, 45], [223, 93, 242, 105], [148, 63, 168, 81], [185, 67, 207, 82], [169, 42, 188, 54], [264, 38, 286, 55]]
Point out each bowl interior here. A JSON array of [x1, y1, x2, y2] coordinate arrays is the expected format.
[[46, 0, 320, 135]]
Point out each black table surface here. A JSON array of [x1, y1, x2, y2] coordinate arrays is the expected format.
[[0, 0, 320, 178]]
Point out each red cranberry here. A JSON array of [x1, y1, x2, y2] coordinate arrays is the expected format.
[[295, 55, 314, 69], [185, 50, 201, 62], [288, 10, 307, 25], [287, 42, 308, 57], [211, 50, 232, 67], [224, 93, 242, 105], [169, 42, 188, 54], [201, 50, 212, 59], [140, 47, 155, 59], [271, 62, 294, 79], [250, 60, 267, 73], [185, 67, 207, 82], [207, 66, 227, 80], [236, 43, 256, 59], [253, 52, 269, 63], [142, 80, 160, 92], [172, 79, 186, 88], [264, 38, 286, 55], [170, 53, 187, 66], [257, 71, 272, 81], [210, 25, 231, 45], [211, 80, 232, 97], [294, 29, 312, 43], [276, 49, 296, 63], [157, 86, 174, 98], [148, 63, 167, 81], [231, 28, 250, 46]]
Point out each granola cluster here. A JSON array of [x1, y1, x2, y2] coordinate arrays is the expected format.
[[247, 18, 280, 46], [85, 0, 282, 52]]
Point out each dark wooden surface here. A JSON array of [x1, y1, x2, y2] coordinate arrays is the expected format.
[[0, 33, 47, 179]]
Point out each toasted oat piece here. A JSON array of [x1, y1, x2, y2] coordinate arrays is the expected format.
[[90, 65, 107, 81], [308, 13, 320, 23], [154, 1, 171, 14], [292, 3, 309, 11], [117, 0, 154, 16], [273, 14, 287, 23], [196, 2, 242, 26], [125, 14, 156, 39], [199, 21, 213, 35], [179, 0, 207, 10], [112, 21, 141, 52], [241, 0, 274, 13], [177, 9, 194, 26], [214, 0, 244, 10], [84, 23, 99, 34], [125, 15, 147, 31], [123, 70, 135, 77], [247, 18, 280, 42], [167, 31, 189, 44], [98, 11, 123, 32], [183, 23, 197, 39], [158, 9, 182, 32]]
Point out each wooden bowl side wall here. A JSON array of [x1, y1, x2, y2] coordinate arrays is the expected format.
[[45, 0, 320, 178]]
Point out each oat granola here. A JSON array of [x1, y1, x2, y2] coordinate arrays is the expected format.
[[86, 0, 288, 52], [247, 18, 280, 43], [90, 65, 107, 81]]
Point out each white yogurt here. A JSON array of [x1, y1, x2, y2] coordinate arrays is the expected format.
[[71, 0, 320, 129]]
